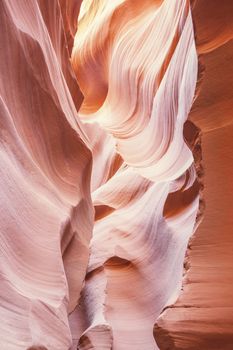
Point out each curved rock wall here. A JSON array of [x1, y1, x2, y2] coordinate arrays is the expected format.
[[154, 1, 233, 349], [0, 1, 93, 349]]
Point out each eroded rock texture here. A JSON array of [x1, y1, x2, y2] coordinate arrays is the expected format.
[[0, 0, 232, 350]]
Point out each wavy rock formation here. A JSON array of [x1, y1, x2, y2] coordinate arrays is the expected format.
[[70, 1, 200, 349], [0, 0, 232, 349]]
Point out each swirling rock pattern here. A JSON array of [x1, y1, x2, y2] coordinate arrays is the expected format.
[[1, 0, 231, 349], [70, 1, 199, 349]]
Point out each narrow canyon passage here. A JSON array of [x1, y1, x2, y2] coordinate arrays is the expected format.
[[0, 1, 232, 350]]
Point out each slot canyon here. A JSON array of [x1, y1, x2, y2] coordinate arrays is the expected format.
[[0, 1, 232, 349]]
